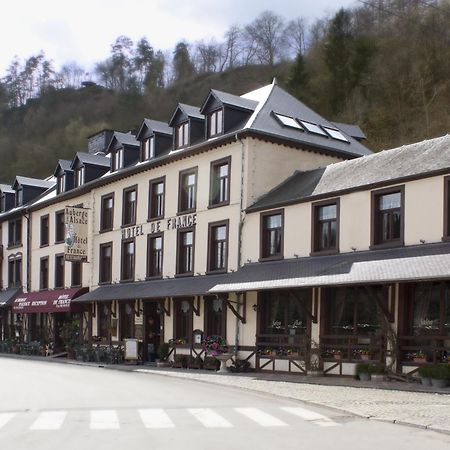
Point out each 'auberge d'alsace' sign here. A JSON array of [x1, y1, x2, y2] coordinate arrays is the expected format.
[[64, 206, 89, 262]]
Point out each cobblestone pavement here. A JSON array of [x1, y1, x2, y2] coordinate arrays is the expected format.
[[135, 368, 450, 434]]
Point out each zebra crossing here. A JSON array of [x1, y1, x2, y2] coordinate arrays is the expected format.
[[0, 406, 339, 433]]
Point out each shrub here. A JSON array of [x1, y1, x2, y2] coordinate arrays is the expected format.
[[157, 343, 170, 361], [430, 364, 450, 380], [356, 363, 370, 375], [418, 364, 433, 378]]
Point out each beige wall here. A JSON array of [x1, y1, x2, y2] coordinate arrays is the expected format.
[[242, 175, 448, 263]]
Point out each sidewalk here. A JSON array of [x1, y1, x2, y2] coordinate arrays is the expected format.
[[2, 353, 450, 434]]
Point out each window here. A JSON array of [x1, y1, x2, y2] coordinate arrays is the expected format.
[[147, 234, 163, 278], [209, 157, 230, 206], [40, 215, 49, 247], [57, 174, 65, 194], [121, 239, 135, 281], [71, 261, 82, 287], [100, 193, 114, 232], [175, 122, 189, 149], [122, 186, 137, 226], [74, 166, 85, 187], [148, 178, 165, 220], [273, 113, 303, 130], [0, 193, 6, 212], [208, 221, 228, 273], [15, 187, 23, 207], [178, 168, 197, 213], [173, 298, 193, 344], [55, 211, 65, 243], [55, 254, 65, 288], [208, 110, 223, 137], [99, 242, 113, 284], [312, 200, 339, 254], [323, 286, 386, 336], [97, 303, 111, 341], [371, 186, 404, 247], [8, 257, 21, 288], [298, 120, 328, 136], [204, 296, 226, 337], [177, 229, 194, 275], [112, 148, 124, 172], [141, 137, 155, 161], [8, 219, 22, 247], [260, 211, 283, 260], [323, 127, 349, 142], [40, 257, 49, 290]]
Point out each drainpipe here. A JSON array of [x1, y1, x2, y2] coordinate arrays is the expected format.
[[234, 133, 246, 357], [24, 212, 31, 293]]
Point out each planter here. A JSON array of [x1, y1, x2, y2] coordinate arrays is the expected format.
[[360, 354, 371, 361], [359, 372, 371, 381], [334, 354, 343, 361], [420, 377, 432, 386], [431, 378, 448, 389], [215, 353, 233, 374], [413, 357, 427, 364]]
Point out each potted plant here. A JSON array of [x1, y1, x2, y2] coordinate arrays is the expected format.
[[418, 364, 433, 386], [411, 350, 427, 363], [430, 364, 450, 388], [59, 319, 80, 359], [203, 356, 220, 370], [156, 343, 170, 367], [356, 362, 371, 381], [360, 349, 372, 361], [333, 349, 343, 361]]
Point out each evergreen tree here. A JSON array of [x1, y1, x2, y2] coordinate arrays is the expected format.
[[288, 52, 309, 100], [172, 42, 196, 82]]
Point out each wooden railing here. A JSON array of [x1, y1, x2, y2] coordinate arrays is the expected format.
[[320, 334, 385, 362], [397, 335, 450, 364]]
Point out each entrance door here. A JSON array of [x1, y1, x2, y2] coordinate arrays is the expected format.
[[143, 302, 162, 362]]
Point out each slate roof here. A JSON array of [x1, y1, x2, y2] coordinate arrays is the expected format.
[[0, 288, 22, 308], [109, 131, 139, 148], [201, 89, 258, 112], [74, 152, 110, 167], [332, 122, 366, 140], [209, 242, 450, 293], [244, 84, 372, 158], [0, 183, 14, 194], [57, 159, 73, 172], [73, 273, 230, 303], [142, 119, 172, 136], [14, 176, 55, 190], [248, 134, 450, 212]]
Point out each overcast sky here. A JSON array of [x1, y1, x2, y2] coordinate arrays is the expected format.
[[1, 0, 357, 76]]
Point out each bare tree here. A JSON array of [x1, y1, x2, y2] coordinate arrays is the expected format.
[[194, 39, 220, 73], [220, 25, 243, 70], [285, 18, 308, 56], [244, 10, 287, 66], [58, 62, 85, 89]]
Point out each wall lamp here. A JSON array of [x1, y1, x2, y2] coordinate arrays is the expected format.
[[252, 304, 258, 312]]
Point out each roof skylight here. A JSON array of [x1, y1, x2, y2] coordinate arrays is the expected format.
[[298, 120, 328, 136], [323, 127, 350, 142], [274, 113, 303, 130]]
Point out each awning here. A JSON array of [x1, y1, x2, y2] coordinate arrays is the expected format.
[[12, 287, 89, 313], [0, 288, 22, 309], [209, 242, 450, 293], [73, 274, 230, 303]]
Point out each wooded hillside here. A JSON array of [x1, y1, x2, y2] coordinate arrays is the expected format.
[[0, 1, 448, 183]]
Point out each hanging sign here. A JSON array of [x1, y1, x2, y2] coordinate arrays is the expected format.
[[64, 206, 89, 262]]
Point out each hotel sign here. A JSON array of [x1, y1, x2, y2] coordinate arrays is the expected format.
[[121, 213, 197, 240], [64, 206, 89, 262]]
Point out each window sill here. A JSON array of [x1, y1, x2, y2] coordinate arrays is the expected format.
[[258, 255, 283, 262], [99, 228, 113, 234], [7, 244, 22, 250], [145, 275, 163, 281], [310, 249, 339, 257], [40, 243, 49, 249], [369, 241, 404, 250], [207, 201, 230, 210], [119, 278, 135, 284], [55, 240, 64, 245], [98, 281, 112, 286], [205, 269, 227, 275], [174, 272, 194, 278], [121, 223, 136, 229], [147, 216, 164, 222], [177, 208, 196, 216]]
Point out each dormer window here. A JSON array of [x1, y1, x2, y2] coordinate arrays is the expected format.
[[112, 148, 124, 172], [57, 174, 65, 194], [75, 167, 85, 187], [15, 187, 23, 207], [1, 193, 6, 212], [141, 137, 155, 162], [208, 110, 223, 137], [176, 122, 189, 149]]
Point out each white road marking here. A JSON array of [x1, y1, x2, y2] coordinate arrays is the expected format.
[[0, 413, 16, 429], [30, 411, 67, 431], [90, 410, 120, 430], [281, 406, 339, 427], [235, 408, 287, 427], [188, 408, 233, 428], [138, 409, 174, 428]]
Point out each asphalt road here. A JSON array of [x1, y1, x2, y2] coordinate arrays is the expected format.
[[0, 358, 449, 450]]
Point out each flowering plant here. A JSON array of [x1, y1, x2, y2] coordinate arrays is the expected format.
[[202, 335, 228, 357]]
